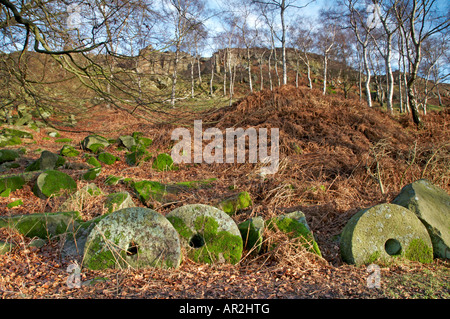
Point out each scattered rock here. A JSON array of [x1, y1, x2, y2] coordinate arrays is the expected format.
[[86, 156, 101, 167], [0, 175, 26, 194], [25, 150, 66, 171], [167, 204, 243, 265], [340, 203, 433, 265], [133, 180, 179, 206], [125, 146, 151, 166], [81, 135, 110, 153], [238, 216, 265, 254], [118, 135, 136, 150], [216, 191, 252, 216], [83, 207, 182, 270], [0, 211, 82, 240], [32, 170, 77, 199], [104, 192, 135, 214], [152, 153, 175, 171], [7, 199, 23, 208], [60, 145, 80, 157], [0, 149, 20, 164], [392, 179, 450, 259], [82, 167, 102, 181], [97, 152, 118, 165]]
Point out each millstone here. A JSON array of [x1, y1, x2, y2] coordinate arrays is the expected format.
[[166, 204, 243, 265], [392, 179, 450, 259], [83, 207, 182, 270], [340, 203, 433, 265]]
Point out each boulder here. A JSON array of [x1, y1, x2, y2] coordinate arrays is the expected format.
[[152, 153, 175, 171], [392, 179, 450, 259], [81, 135, 110, 153], [97, 152, 118, 165], [238, 216, 265, 254], [167, 204, 243, 265], [60, 145, 80, 158], [216, 191, 252, 216], [104, 191, 135, 214], [267, 211, 322, 257], [0, 149, 20, 164], [340, 203, 433, 265], [83, 207, 182, 270], [25, 150, 66, 171], [32, 170, 77, 199], [82, 167, 102, 181], [125, 146, 151, 166], [133, 180, 179, 206], [0, 211, 82, 239], [118, 135, 136, 150]]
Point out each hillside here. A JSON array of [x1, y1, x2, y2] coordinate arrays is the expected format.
[[0, 84, 449, 299]]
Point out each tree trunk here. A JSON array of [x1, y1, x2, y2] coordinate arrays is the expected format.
[[247, 47, 253, 93], [280, 1, 287, 85], [171, 46, 180, 107], [363, 47, 372, 107], [323, 55, 328, 95]]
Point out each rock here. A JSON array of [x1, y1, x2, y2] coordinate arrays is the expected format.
[[0, 211, 82, 240], [125, 146, 151, 166], [28, 238, 47, 249], [392, 179, 450, 259], [152, 153, 175, 171], [0, 175, 26, 193], [25, 150, 66, 171], [0, 149, 20, 164], [81, 135, 110, 153], [216, 191, 252, 216], [83, 207, 182, 270], [97, 152, 118, 165], [166, 204, 243, 265], [238, 216, 265, 254], [7, 199, 23, 208], [48, 132, 60, 138], [82, 167, 102, 181], [60, 183, 102, 212], [340, 203, 434, 265], [2, 128, 33, 139], [133, 180, 179, 206], [118, 135, 136, 150], [61, 214, 109, 260], [86, 156, 101, 167], [267, 211, 322, 257], [104, 175, 123, 186], [60, 145, 80, 157], [104, 192, 135, 214], [32, 170, 77, 199]]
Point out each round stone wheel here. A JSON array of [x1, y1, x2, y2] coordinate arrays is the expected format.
[[166, 204, 243, 265], [83, 207, 182, 270], [340, 203, 433, 266]]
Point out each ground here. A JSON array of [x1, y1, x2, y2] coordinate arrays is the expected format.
[[0, 85, 449, 299]]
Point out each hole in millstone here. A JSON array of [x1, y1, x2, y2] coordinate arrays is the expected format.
[[384, 238, 402, 256], [189, 234, 205, 248], [127, 241, 139, 256]]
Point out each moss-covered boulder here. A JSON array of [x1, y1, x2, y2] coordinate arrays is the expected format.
[[167, 204, 243, 265], [0, 149, 20, 164], [98, 152, 118, 165], [216, 191, 252, 216], [2, 128, 33, 139], [25, 150, 66, 171], [0, 211, 82, 239], [118, 135, 136, 150], [86, 156, 101, 167], [83, 207, 182, 270], [60, 145, 80, 158], [238, 216, 265, 254], [267, 211, 322, 257], [0, 175, 26, 194], [81, 135, 110, 153], [133, 180, 179, 206], [152, 153, 175, 172], [82, 167, 102, 181], [392, 179, 450, 259], [340, 203, 434, 265], [104, 192, 135, 214], [32, 170, 77, 199], [125, 146, 151, 166]]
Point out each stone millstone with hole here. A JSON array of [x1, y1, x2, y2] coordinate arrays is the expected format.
[[166, 204, 243, 265], [392, 179, 450, 259], [82, 207, 182, 270], [340, 203, 433, 266]]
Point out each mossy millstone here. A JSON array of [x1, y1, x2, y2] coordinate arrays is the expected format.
[[340, 203, 433, 266], [166, 204, 243, 265], [83, 207, 182, 270], [392, 179, 450, 259], [33, 170, 77, 199]]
